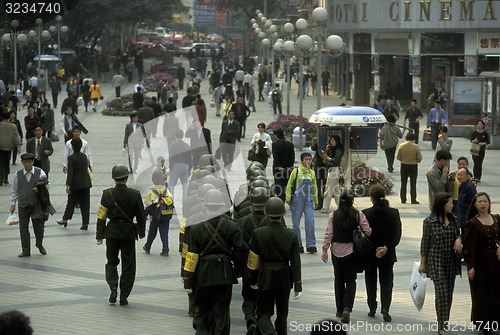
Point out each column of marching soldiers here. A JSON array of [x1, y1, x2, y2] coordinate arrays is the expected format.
[[180, 154, 301, 335]]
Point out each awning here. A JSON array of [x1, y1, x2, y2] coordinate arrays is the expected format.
[[33, 54, 60, 62], [309, 106, 387, 126]]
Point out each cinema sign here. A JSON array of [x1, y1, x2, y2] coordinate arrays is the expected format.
[[328, 0, 499, 31]]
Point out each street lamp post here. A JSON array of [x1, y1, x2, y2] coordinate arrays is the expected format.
[[283, 23, 295, 115], [311, 7, 344, 111], [2, 20, 28, 89], [29, 18, 51, 73], [49, 15, 68, 63], [296, 31, 314, 149]]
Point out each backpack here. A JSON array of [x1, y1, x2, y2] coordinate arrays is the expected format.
[[272, 89, 280, 102], [145, 187, 174, 221]]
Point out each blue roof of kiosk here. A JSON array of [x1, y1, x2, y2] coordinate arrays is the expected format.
[[309, 106, 387, 126]]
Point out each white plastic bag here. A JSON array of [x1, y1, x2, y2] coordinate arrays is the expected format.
[[410, 261, 427, 311], [5, 213, 20, 226]]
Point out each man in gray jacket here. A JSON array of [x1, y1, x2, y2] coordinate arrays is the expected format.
[[0, 114, 22, 185], [10, 153, 49, 257], [379, 115, 403, 173]]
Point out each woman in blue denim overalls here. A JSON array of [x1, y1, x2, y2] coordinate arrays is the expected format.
[[286, 152, 319, 254]]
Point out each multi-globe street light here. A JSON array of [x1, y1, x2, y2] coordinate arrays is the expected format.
[[29, 18, 51, 72], [2, 20, 28, 89], [48, 15, 69, 62], [310, 7, 344, 110]]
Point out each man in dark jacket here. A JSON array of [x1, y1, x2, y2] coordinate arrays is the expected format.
[[25, 124, 53, 178], [247, 197, 302, 335], [96, 164, 146, 306], [183, 189, 243, 335], [185, 120, 212, 168], [272, 128, 295, 201], [138, 101, 155, 140], [231, 97, 251, 140], [132, 87, 144, 111], [60, 91, 78, 116], [219, 110, 240, 171], [456, 168, 477, 232]]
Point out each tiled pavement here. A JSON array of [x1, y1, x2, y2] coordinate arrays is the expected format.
[[0, 58, 498, 335]]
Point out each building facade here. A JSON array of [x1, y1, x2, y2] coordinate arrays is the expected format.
[[309, 0, 500, 107]]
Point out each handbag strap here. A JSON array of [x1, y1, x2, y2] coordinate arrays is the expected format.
[[108, 189, 133, 223]]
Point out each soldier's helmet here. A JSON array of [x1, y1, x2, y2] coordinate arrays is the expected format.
[[203, 165, 217, 174], [246, 161, 265, 173], [265, 197, 286, 217], [252, 176, 269, 185], [112, 164, 129, 180], [250, 187, 271, 206], [199, 184, 216, 200], [247, 168, 266, 181], [201, 175, 219, 188], [195, 169, 210, 181], [204, 189, 226, 206], [249, 179, 269, 191], [198, 154, 216, 169]]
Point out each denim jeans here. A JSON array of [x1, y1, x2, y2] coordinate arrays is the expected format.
[[168, 163, 189, 202], [290, 179, 316, 248]]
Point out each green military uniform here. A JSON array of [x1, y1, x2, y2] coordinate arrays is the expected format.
[[96, 183, 146, 302], [248, 221, 302, 335], [238, 209, 270, 329], [184, 215, 243, 335]]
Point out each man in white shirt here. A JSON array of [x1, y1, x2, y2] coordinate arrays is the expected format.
[[62, 126, 92, 173], [134, 80, 145, 93]]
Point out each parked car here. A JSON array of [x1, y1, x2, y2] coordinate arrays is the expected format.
[[178, 43, 216, 57], [132, 41, 168, 58]]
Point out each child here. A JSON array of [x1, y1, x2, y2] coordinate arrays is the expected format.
[[153, 156, 168, 186], [143, 171, 174, 256]]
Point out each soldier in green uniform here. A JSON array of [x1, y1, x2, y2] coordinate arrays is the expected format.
[[183, 189, 243, 335], [247, 197, 302, 335], [238, 187, 271, 335], [96, 164, 146, 306]]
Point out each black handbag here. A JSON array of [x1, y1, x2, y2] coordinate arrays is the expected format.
[[352, 211, 373, 256]]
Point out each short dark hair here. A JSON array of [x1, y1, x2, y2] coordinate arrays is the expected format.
[[274, 128, 284, 139], [406, 133, 416, 141], [300, 152, 312, 161], [257, 123, 266, 129], [411, 99, 417, 104], [152, 171, 165, 185], [71, 137, 82, 152], [72, 126, 81, 132], [439, 125, 448, 133], [436, 150, 452, 161], [0, 310, 33, 335], [33, 124, 43, 131], [457, 156, 468, 165], [175, 129, 184, 139]]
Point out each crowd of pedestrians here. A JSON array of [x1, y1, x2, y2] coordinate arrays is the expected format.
[[1, 52, 499, 335]]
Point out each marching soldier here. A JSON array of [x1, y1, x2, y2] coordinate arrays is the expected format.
[[247, 197, 302, 335], [96, 164, 146, 306], [183, 189, 243, 335], [237, 187, 271, 335]]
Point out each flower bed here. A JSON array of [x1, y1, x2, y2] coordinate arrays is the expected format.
[[143, 63, 179, 91], [267, 114, 317, 145], [351, 165, 394, 197], [101, 94, 148, 117]]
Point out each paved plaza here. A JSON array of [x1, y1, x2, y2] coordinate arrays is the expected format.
[[0, 59, 498, 335]]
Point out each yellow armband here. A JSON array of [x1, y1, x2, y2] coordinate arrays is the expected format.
[[97, 205, 108, 220], [183, 252, 199, 273], [247, 250, 260, 270]]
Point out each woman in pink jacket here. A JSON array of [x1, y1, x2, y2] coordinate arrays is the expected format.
[[322, 191, 372, 323]]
